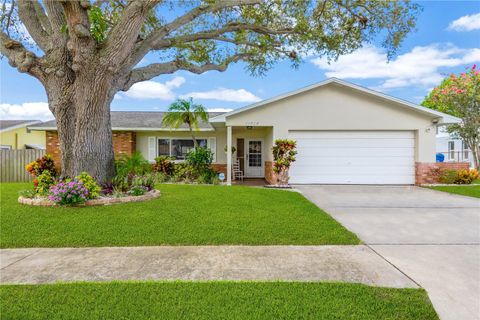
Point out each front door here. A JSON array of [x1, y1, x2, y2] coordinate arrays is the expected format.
[[245, 139, 264, 177]]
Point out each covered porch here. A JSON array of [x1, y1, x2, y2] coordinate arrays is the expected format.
[[224, 125, 274, 186]]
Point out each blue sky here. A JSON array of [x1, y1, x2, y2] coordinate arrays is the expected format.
[[1, 1, 479, 120]]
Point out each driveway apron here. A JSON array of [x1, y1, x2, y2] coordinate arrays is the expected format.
[[296, 185, 480, 320]]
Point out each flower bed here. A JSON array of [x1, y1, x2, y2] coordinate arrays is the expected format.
[[18, 189, 160, 207]]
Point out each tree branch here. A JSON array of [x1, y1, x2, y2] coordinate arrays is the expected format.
[[127, 0, 261, 72], [32, 1, 52, 34], [121, 53, 251, 91], [0, 29, 45, 81], [103, 0, 160, 68], [17, 0, 51, 51]]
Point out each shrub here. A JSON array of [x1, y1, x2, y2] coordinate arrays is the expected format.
[[186, 147, 213, 172], [19, 189, 36, 199], [455, 169, 479, 184], [438, 170, 457, 184], [439, 168, 479, 184], [25, 154, 57, 177], [153, 172, 169, 183], [152, 156, 175, 175], [116, 152, 151, 177], [100, 182, 114, 195], [272, 139, 297, 185], [75, 172, 101, 199], [35, 170, 55, 195], [173, 162, 197, 181], [112, 174, 130, 193], [128, 186, 148, 196], [197, 168, 218, 184], [132, 174, 155, 191], [48, 181, 89, 206]]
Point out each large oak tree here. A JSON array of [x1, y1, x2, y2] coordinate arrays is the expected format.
[[1, 0, 420, 181]]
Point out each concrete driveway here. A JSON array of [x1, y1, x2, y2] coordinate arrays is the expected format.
[[296, 185, 480, 320]]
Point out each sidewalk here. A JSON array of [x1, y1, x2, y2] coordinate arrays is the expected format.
[[0, 245, 416, 288]]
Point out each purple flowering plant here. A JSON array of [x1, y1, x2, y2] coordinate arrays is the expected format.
[[48, 180, 89, 206]]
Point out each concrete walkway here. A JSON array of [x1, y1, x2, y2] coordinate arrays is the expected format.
[[0, 245, 417, 288], [296, 185, 480, 320]]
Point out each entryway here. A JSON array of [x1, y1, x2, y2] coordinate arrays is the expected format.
[[236, 138, 264, 178]]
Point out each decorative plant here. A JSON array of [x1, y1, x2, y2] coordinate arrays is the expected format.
[[272, 139, 297, 186], [34, 170, 55, 195], [224, 146, 237, 154], [162, 98, 209, 148], [186, 147, 214, 172], [152, 156, 175, 176], [128, 186, 148, 196], [115, 152, 151, 177], [438, 168, 479, 184], [25, 154, 57, 177], [75, 172, 101, 199], [48, 181, 89, 206]]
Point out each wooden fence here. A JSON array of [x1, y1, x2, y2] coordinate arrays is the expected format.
[[0, 149, 46, 182]]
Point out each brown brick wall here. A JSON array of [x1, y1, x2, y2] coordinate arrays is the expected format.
[[211, 164, 227, 176], [264, 161, 276, 185], [112, 131, 136, 159], [45, 131, 137, 168], [46, 131, 61, 167], [415, 162, 471, 185]]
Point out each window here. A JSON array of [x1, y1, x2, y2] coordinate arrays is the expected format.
[[462, 141, 470, 160], [157, 138, 210, 160], [448, 141, 455, 160]]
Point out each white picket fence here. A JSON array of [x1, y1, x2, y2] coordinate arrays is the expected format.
[[0, 149, 46, 182]]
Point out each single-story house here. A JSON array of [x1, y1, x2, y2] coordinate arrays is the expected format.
[[436, 125, 475, 168], [29, 78, 465, 185], [0, 120, 46, 150]]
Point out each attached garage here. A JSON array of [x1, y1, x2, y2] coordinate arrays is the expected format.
[[289, 131, 415, 184]]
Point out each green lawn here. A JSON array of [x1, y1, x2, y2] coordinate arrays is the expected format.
[[0, 281, 438, 320], [427, 185, 480, 198], [0, 183, 359, 248]]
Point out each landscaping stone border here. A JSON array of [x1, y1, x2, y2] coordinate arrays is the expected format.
[[18, 190, 161, 207]]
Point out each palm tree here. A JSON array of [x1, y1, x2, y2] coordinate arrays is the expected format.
[[162, 98, 209, 148]]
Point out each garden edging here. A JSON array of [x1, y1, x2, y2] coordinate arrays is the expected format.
[[18, 190, 161, 206]]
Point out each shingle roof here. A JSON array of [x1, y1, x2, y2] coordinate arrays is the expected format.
[[28, 111, 226, 131], [0, 120, 41, 131]]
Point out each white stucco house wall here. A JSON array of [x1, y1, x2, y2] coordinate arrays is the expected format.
[[436, 126, 475, 168]]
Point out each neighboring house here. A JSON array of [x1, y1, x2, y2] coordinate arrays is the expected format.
[[29, 78, 462, 185], [0, 120, 46, 150], [436, 125, 475, 168]]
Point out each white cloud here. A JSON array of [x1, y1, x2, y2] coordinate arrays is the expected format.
[[207, 108, 233, 112], [448, 12, 480, 31], [123, 76, 186, 100], [311, 44, 480, 90], [0, 102, 53, 121], [181, 88, 261, 103]]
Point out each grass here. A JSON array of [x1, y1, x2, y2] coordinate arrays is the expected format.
[[427, 185, 480, 198], [0, 281, 438, 320], [0, 183, 359, 248]]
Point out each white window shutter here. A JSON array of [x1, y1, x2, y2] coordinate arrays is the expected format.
[[148, 137, 156, 162], [208, 137, 216, 162]]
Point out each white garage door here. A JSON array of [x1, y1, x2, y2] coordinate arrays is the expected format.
[[289, 131, 415, 184]]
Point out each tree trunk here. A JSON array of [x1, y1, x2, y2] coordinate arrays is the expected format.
[[45, 78, 76, 178], [189, 126, 199, 148], [71, 70, 116, 182]]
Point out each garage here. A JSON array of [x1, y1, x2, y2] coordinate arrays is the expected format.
[[289, 130, 415, 184]]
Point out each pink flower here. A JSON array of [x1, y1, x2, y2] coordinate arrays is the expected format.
[[472, 64, 477, 70]]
